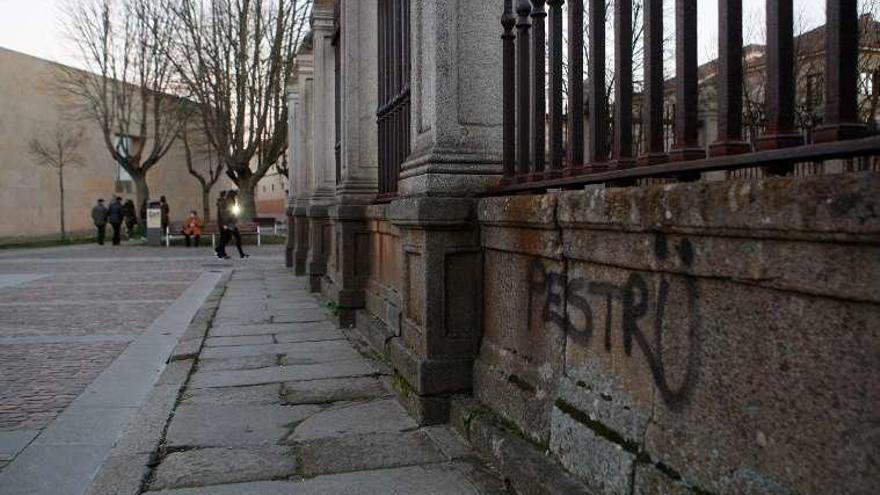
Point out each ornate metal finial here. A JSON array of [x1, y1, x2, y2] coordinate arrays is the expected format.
[[516, 0, 532, 21], [502, 0, 516, 32]]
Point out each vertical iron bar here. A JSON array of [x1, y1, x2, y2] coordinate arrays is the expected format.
[[502, 1, 516, 179], [568, 0, 585, 170], [515, 0, 532, 178], [709, 0, 750, 156], [531, 0, 547, 175], [637, 0, 667, 165], [548, 0, 564, 174], [611, 0, 633, 167], [816, 0, 865, 142], [757, 0, 803, 150], [587, 0, 607, 168], [669, 0, 704, 162]]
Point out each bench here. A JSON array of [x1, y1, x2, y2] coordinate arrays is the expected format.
[[252, 216, 278, 235], [165, 222, 261, 248]]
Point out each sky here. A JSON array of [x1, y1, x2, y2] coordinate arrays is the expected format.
[[0, 0, 831, 70]]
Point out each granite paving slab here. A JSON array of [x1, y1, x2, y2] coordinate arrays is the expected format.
[[150, 447, 297, 491], [188, 359, 379, 389], [165, 404, 323, 447]]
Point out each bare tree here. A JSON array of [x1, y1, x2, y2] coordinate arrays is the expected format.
[[61, 0, 186, 219], [170, 0, 311, 220], [28, 126, 85, 240], [181, 120, 224, 221]]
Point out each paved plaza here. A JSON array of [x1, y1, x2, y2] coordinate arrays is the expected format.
[[0, 244, 504, 494]]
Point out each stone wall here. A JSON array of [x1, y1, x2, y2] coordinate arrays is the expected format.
[[475, 172, 879, 495], [361, 205, 403, 338]]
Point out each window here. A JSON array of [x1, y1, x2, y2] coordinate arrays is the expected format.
[[859, 71, 874, 96], [805, 73, 824, 112], [114, 135, 137, 194]]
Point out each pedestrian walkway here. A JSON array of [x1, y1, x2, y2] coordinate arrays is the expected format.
[[121, 260, 506, 494]]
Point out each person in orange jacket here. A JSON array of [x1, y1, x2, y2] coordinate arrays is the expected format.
[[182, 210, 204, 247]]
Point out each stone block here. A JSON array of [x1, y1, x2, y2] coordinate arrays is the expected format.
[[281, 376, 389, 405], [165, 404, 322, 448], [180, 384, 281, 406], [150, 447, 297, 491], [290, 398, 417, 442], [295, 431, 443, 476]]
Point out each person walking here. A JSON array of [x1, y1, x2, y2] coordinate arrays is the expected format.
[[108, 196, 124, 246], [182, 210, 204, 247], [160, 196, 170, 238], [224, 191, 249, 259], [215, 191, 230, 259], [122, 199, 138, 239], [91, 199, 108, 245]]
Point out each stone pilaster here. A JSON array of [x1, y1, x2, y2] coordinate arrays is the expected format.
[[399, 0, 504, 196], [323, 0, 379, 326], [305, 0, 337, 292], [382, 0, 504, 423], [285, 85, 298, 269], [291, 46, 314, 277]]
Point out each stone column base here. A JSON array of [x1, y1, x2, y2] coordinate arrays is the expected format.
[[292, 206, 309, 276], [305, 203, 331, 293]]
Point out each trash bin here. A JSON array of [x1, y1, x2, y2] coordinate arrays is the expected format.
[[146, 200, 163, 246]]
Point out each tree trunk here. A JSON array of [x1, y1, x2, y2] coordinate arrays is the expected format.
[[133, 172, 150, 222], [201, 187, 211, 222], [235, 176, 257, 222], [58, 167, 66, 241]]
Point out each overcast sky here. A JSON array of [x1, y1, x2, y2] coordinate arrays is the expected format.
[[0, 0, 830, 70]]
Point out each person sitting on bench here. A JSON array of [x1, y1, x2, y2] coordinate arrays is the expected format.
[[182, 210, 204, 247]]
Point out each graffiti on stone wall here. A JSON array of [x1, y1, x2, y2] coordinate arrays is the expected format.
[[526, 236, 701, 410]]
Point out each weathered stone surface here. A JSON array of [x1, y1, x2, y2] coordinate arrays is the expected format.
[[296, 431, 443, 476], [144, 463, 505, 495], [156, 359, 194, 386], [204, 335, 275, 347], [188, 359, 377, 389], [83, 451, 150, 495], [165, 404, 322, 447], [199, 339, 350, 360], [281, 376, 389, 405], [150, 447, 297, 491], [450, 397, 591, 495], [208, 321, 336, 338], [291, 398, 417, 442], [180, 384, 281, 406], [549, 403, 636, 495], [114, 385, 180, 454], [197, 355, 279, 372], [422, 426, 476, 461], [473, 173, 880, 494]]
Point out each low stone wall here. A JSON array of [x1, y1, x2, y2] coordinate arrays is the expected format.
[[475, 172, 880, 494]]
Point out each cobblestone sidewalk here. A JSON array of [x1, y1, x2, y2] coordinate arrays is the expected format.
[[90, 259, 506, 495]]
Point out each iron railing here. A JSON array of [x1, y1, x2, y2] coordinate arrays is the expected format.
[[377, 0, 411, 200], [500, 0, 880, 192]]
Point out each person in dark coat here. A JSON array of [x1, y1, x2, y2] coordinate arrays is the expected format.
[[224, 191, 249, 259], [91, 199, 108, 245], [122, 199, 138, 239], [160, 196, 170, 236], [108, 197, 124, 245], [215, 191, 229, 259]]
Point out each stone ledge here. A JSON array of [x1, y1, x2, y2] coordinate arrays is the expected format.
[[557, 171, 880, 239], [450, 396, 592, 495]]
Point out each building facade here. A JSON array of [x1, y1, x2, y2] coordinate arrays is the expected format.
[[0, 47, 225, 243], [286, 2, 879, 494]]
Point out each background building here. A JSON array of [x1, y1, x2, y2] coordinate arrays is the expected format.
[[0, 47, 228, 243]]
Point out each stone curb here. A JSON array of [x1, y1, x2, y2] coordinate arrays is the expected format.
[[450, 396, 592, 495], [83, 271, 232, 495]]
